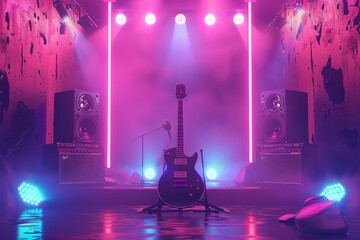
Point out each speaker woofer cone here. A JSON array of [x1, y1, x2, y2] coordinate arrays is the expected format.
[[263, 117, 285, 143], [76, 116, 98, 142], [78, 94, 95, 113], [266, 94, 282, 113]]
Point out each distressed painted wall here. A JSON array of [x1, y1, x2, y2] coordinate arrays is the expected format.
[[0, 0, 92, 172], [263, 0, 360, 204], [1, 0, 359, 199]]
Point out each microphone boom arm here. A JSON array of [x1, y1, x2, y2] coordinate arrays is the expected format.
[[133, 121, 171, 185]]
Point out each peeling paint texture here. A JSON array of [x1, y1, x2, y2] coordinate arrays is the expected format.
[[0, 0, 83, 149], [39, 32, 47, 45], [0, 70, 10, 126], [5, 12, 10, 30], [279, 0, 360, 177], [343, 0, 350, 15], [321, 56, 345, 106], [296, 23, 303, 40], [315, 22, 323, 46]]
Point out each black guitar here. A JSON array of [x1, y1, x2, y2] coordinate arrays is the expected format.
[[158, 84, 205, 208]]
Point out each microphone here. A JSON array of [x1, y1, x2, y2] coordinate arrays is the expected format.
[[162, 121, 172, 140]]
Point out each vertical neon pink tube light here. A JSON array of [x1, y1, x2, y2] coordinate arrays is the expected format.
[[247, 1, 253, 164], [106, 2, 112, 168]]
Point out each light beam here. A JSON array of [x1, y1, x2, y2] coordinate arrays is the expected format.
[[247, 1, 253, 164], [107, 1, 112, 168]]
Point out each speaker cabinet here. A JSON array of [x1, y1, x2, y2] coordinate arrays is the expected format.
[[58, 143, 104, 184], [260, 89, 308, 144], [256, 143, 317, 184], [54, 89, 100, 143]]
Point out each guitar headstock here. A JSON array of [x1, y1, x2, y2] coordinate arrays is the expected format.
[[176, 84, 187, 99]]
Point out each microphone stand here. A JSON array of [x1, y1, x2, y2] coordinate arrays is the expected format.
[[134, 125, 166, 186]]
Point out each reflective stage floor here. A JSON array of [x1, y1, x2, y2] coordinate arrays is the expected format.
[[1, 203, 359, 239], [1, 180, 359, 239]]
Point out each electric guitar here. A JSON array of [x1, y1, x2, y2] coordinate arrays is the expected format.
[[158, 84, 205, 208]]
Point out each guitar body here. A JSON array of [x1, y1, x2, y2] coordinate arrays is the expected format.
[[158, 147, 205, 208], [158, 84, 204, 209]]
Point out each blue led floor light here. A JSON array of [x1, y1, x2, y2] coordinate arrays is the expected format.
[[320, 183, 346, 202], [18, 182, 44, 206]]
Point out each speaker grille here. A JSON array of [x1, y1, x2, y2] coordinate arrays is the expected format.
[[76, 116, 99, 143], [262, 116, 285, 143], [58, 143, 104, 184], [265, 93, 283, 113], [258, 151, 302, 184], [77, 93, 98, 113], [256, 143, 317, 184]]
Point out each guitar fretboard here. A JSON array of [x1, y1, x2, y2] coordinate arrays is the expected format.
[[177, 100, 184, 157]]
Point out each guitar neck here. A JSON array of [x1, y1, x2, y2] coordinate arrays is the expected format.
[[177, 99, 184, 157]]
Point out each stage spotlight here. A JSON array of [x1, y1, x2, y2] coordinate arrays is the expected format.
[[144, 168, 156, 180], [175, 14, 186, 25], [115, 13, 127, 25], [295, 7, 305, 17], [234, 13, 245, 25], [294, 0, 304, 9], [320, 183, 346, 202], [77, 15, 92, 31], [204, 14, 216, 26], [204, 13, 216, 26], [206, 168, 217, 180], [18, 182, 44, 206], [294, 0, 305, 16], [145, 13, 156, 25], [53, 0, 70, 21]]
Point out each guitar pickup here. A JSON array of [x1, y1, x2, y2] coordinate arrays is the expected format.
[[174, 179, 187, 183], [173, 184, 187, 187], [174, 158, 187, 165], [174, 171, 187, 178]]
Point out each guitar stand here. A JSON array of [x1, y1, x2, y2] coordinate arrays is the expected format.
[[195, 149, 229, 214], [137, 149, 229, 214]]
